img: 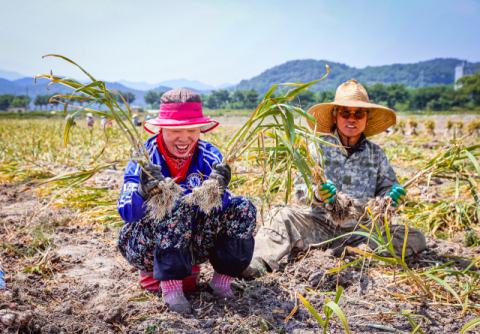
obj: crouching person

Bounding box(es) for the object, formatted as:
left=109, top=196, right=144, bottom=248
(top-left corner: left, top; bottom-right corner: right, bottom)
left=117, top=89, right=256, bottom=314
left=242, top=80, right=426, bottom=278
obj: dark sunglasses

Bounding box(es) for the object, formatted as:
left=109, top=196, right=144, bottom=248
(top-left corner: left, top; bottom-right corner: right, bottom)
left=339, top=110, right=367, bottom=120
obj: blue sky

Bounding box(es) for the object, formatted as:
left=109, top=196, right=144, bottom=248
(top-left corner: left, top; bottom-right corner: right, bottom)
left=1, top=0, right=479, bottom=86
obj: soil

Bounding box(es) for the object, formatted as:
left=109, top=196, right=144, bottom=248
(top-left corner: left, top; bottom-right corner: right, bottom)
left=1, top=180, right=480, bottom=333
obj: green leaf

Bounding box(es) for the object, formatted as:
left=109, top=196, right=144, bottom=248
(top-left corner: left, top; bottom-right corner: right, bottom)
left=462, top=316, right=480, bottom=333
left=129, top=297, right=148, bottom=301
left=325, top=301, right=350, bottom=334
left=296, top=292, right=326, bottom=326
left=326, top=257, right=365, bottom=274
left=425, top=273, right=463, bottom=305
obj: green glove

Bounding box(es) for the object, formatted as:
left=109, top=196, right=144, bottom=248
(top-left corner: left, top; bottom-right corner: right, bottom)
left=387, top=184, right=407, bottom=206
left=315, top=180, right=337, bottom=203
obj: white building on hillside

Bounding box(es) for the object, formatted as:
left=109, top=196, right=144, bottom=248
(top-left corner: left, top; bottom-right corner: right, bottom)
left=455, top=61, right=479, bottom=90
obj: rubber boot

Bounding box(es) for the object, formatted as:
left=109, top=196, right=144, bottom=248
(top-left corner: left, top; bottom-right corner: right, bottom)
left=241, top=257, right=267, bottom=279
left=139, top=265, right=201, bottom=292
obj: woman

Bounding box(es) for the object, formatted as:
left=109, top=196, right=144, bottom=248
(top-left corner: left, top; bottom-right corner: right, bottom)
left=117, top=89, right=256, bottom=314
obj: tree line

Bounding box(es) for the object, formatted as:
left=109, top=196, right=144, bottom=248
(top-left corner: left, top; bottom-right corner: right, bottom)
left=1, top=71, right=478, bottom=112
left=0, top=94, right=31, bottom=110
left=140, top=73, right=479, bottom=112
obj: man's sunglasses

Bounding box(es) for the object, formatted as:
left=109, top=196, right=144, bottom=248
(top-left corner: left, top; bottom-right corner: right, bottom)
left=338, top=110, right=367, bottom=120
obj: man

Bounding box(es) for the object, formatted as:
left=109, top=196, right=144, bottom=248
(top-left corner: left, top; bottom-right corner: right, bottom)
left=243, top=80, right=426, bottom=277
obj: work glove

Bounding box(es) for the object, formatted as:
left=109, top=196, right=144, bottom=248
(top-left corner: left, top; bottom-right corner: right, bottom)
left=209, top=162, right=231, bottom=193
left=138, top=163, right=165, bottom=200
left=315, top=179, right=337, bottom=203
left=387, top=184, right=406, bottom=207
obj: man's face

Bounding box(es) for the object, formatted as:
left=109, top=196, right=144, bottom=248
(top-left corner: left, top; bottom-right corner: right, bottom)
left=335, top=106, right=368, bottom=138
left=162, top=127, right=201, bottom=158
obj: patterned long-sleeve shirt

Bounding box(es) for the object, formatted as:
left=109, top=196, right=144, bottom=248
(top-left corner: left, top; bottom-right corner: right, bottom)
left=295, top=130, right=398, bottom=214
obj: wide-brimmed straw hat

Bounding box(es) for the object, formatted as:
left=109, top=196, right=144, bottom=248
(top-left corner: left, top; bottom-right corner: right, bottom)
left=307, top=80, right=396, bottom=137
left=144, top=88, right=219, bottom=134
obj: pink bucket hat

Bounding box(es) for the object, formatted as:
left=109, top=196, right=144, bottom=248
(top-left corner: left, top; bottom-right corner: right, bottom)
left=144, top=88, right=219, bottom=134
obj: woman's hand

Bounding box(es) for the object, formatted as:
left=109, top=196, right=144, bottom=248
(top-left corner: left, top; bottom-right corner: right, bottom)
left=139, top=163, right=165, bottom=200
left=210, top=162, right=231, bottom=193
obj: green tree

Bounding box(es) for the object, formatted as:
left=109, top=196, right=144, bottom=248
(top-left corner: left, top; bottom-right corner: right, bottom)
left=409, top=85, right=446, bottom=110
left=144, top=91, right=160, bottom=106
left=34, top=95, right=43, bottom=110
left=10, top=95, right=31, bottom=108
left=317, top=90, right=335, bottom=103
left=232, top=90, right=246, bottom=108
left=244, top=89, right=259, bottom=109
left=116, top=90, right=136, bottom=104
left=206, top=94, right=218, bottom=109
left=366, top=83, right=389, bottom=106
left=0, top=94, right=15, bottom=110
left=458, top=70, right=480, bottom=106
left=296, top=90, right=316, bottom=109
left=385, top=83, right=409, bottom=109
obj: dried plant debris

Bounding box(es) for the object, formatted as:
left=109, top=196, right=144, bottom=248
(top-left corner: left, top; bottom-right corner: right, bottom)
left=366, top=196, right=395, bottom=224
left=327, top=192, right=358, bottom=224
left=183, top=178, right=223, bottom=215
left=146, top=178, right=184, bottom=220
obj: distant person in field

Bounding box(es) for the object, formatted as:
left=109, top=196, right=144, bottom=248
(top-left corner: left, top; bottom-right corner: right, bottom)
left=132, top=113, right=142, bottom=126
left=86, top=113, right=94, bottom=128
left=243, top=80, right=426, bottom=278
left=116, top=89, right=256, bottom=314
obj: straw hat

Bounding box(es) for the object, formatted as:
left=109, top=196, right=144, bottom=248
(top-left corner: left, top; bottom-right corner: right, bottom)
left=144, top=88, right=218, bottom=134
left=86, top=113, right=93, bottom=117
left=307, top=80, right=396, bottom=137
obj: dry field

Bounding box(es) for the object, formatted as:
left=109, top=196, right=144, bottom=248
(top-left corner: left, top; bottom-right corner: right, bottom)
left=1, top=117, right=480, bottom=333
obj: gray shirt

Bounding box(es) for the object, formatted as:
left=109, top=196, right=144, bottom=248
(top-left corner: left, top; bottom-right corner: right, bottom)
left=294, top=130, right=398, bottom=223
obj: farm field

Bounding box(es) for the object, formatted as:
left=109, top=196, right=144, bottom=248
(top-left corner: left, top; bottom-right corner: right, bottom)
left=2, top=117, right=480, bottom=333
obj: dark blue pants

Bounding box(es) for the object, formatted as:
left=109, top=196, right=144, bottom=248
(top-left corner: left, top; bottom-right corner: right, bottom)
left=118, top=196, right=256, bottom=281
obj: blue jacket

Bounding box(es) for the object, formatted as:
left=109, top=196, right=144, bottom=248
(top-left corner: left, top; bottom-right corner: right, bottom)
left=117, top=135, right=232, bottom=223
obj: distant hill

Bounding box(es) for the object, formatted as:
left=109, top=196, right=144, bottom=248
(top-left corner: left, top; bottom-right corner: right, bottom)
left=118, top=78, right=234, bottom=92
left=0, top=69, right=24, bottom=81
left=0, top=77, right=172, bottom=108
left=235, top=58, right=480, bottom=93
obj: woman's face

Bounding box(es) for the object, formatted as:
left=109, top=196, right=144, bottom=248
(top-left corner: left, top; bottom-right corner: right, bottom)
left=162, top=127, right=201, bottom=158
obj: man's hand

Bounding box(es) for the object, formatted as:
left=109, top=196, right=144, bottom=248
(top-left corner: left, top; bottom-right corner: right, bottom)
left=315, top=180, right=337, bottom=203
left=139, top=163, right=165, bottom=200
left=387, top=184, right=406, bottom=207
left=210, top=162, right=231, bottom=192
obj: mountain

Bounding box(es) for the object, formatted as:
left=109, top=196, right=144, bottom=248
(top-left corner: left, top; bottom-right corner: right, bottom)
left=0, top=69, right=25, bottom=81
left=235, top=58, right=480, bottom=93
left=157, top=79, right=215, bottom=91
left=0, top=77, right=172, bottom=108
left=118, top=79, right=234, bottom=92
left=216, top=83, right=234, bottom=89
left=117, top=80, right=159, bottom=91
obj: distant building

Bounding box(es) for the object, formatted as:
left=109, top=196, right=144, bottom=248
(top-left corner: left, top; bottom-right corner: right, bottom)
left=131, top=106, right=141, bottom=114
left=455, top=61, right=479, bottom=90
left=8, top=106, right=29, bottom=113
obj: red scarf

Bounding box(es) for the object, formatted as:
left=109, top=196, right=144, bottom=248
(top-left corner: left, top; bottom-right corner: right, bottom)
left=156, top=130, right=197, bottom=183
